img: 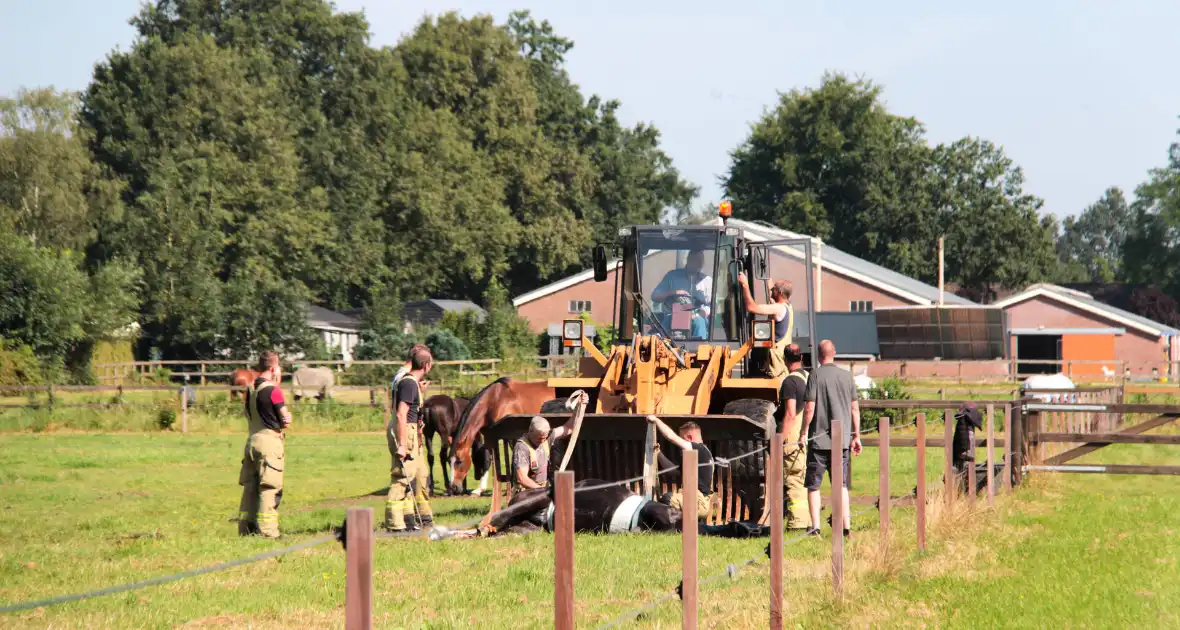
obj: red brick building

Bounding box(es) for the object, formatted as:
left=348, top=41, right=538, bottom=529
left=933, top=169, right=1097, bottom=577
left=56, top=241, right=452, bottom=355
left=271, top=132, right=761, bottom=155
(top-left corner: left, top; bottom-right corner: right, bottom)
left=993, top=284, right=1179, bottom=378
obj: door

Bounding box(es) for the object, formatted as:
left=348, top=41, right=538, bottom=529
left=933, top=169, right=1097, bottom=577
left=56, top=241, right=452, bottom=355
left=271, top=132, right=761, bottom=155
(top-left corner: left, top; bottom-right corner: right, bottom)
left=1061, top=334, right=1116, bottom=378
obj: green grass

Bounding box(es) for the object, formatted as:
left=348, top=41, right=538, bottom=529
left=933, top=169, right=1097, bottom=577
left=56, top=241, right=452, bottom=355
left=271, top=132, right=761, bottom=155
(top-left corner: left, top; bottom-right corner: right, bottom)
left=0, top=418, right=1177, bottom=628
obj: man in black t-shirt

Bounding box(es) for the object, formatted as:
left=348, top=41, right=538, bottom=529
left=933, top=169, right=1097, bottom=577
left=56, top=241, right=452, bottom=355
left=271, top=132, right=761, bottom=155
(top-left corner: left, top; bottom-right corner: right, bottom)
left=775, top=343, right=810, bottom=530
left=648, top=415, right=713, bottom=520
left=384, top=347, right=434, bottom=532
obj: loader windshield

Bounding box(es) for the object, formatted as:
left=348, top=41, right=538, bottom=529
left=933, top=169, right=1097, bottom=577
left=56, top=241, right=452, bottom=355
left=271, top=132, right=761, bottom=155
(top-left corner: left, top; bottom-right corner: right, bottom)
left=635, top=229, right=722, bottom=342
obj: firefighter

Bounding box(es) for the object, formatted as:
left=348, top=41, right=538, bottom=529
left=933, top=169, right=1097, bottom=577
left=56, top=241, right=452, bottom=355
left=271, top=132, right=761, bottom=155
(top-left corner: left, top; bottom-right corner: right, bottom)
left=777, top=343, right=810, bottom=530
left=238, top=351, right=291, bottom=538
left=737, top=272, right=794, bottom=380
left=384, top=346, right=434, bottom=531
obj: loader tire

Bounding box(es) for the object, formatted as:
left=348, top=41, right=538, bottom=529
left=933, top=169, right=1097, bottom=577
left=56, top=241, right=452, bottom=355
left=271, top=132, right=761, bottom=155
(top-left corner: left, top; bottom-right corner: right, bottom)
left=721, top=398, right=776, bottom=481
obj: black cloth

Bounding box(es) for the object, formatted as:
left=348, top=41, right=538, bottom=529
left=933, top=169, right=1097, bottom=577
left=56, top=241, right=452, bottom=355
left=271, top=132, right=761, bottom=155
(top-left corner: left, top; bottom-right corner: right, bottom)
left=775, top=371, right=807, bottom=435
left=953, top=403, right=983, bottom=464
left=394, top=377, right=422, bottom=425
left=804, top=448, right=851, bottom=491
left=665, top=441, right=714, bottom=496
left=248, top=378, right=286, bottom=432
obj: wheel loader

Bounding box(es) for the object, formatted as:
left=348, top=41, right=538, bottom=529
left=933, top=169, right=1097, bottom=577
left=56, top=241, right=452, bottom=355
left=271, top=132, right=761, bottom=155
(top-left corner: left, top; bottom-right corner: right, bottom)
left=484, top=202, right=820, bottom=524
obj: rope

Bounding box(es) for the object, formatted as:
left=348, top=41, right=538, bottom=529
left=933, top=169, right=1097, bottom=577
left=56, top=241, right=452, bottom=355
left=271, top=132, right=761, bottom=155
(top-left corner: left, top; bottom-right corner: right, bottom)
left=0, top=534, right=336, bottom=615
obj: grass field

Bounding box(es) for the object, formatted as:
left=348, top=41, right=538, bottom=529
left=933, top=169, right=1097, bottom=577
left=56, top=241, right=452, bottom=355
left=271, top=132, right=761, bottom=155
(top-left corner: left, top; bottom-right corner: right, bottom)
left=1, top=407, right=1177, bottom=629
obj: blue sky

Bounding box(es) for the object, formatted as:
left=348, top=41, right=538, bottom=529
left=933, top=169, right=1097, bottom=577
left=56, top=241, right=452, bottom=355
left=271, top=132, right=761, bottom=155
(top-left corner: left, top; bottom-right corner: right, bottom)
left=3, top=0, right=1178, bottom=220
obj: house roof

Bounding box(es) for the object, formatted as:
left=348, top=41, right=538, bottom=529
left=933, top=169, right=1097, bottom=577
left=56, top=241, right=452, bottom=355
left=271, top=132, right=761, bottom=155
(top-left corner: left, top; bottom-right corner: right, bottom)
left=306, top=305, right=362, bottom=332
left=992, top=283, right=1179, bottom=337
left=413, top=299, right=486, bottom=315
left=714, top=218, right=976, bottom=306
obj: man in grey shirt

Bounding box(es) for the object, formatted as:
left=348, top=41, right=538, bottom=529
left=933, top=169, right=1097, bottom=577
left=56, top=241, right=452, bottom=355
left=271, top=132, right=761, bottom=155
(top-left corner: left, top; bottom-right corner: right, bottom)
left=800, top=339, right=862, bottom=537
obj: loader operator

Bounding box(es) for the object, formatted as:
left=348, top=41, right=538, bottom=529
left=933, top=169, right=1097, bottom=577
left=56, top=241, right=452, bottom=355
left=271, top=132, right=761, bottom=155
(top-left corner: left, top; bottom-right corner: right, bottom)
left=737, top=271, right=794, bottom=380
left=238, top=351, right=291, bottom=538
left=384, top=346, right=434, bottom=532
left=651, top=249, right=712, bottom=339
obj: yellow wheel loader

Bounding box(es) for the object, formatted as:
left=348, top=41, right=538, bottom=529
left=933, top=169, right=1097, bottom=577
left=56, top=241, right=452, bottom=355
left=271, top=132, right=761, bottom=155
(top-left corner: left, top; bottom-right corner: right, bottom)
left=484, top=203, right=820, bottom=524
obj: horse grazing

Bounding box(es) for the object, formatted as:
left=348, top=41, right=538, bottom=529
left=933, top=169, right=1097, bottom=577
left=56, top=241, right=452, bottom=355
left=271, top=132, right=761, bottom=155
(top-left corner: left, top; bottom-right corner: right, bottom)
left=229, top=368, right=259, bottom=400
left=448, top=377, right=557, bottom=495
left=421, top=394, right=473, bottom=495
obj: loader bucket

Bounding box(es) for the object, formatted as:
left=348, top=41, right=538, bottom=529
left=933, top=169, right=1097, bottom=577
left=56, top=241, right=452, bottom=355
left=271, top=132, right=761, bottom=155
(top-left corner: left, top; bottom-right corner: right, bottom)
left=481, top=413, right=773, bottom=526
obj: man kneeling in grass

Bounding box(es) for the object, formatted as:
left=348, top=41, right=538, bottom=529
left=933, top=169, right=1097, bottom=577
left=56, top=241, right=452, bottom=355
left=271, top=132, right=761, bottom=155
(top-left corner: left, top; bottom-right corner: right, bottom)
left=648, top=415, right=713, bottom=520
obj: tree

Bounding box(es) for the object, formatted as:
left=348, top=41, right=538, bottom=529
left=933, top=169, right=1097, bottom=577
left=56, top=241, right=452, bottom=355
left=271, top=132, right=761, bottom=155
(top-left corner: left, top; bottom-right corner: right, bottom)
left=1056, top=187, right=1132, bottom=283
left=1123, top=126, right=1180, bottom=298
left=927, top=138, right=1058, bottom=303
left=425, top=329, right=471, bottom=361
left=723, top=73, right=932, bottom=260
left=723, top=74, right=1058, bottom=302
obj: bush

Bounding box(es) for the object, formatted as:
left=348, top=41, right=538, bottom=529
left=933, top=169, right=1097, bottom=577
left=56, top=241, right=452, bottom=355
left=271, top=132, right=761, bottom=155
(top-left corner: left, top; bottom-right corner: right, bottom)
left=859, top=376, right=910, bottom=432
left=425, top=329, right=471, bottom=361
left=156, top=407, right=177, bottom=430
left=0, top=338, right=44, bottom=394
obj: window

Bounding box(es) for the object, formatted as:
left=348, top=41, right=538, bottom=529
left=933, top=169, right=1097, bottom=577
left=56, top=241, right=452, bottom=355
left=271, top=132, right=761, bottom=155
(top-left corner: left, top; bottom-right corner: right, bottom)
left=850, top=300, right=873, bottom=313
left=568, top=300, right=592, bottom=313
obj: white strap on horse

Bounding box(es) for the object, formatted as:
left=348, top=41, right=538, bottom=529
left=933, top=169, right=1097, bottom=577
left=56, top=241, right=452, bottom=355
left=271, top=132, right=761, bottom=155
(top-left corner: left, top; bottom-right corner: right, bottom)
left=556, top=390, right=588, bottom=473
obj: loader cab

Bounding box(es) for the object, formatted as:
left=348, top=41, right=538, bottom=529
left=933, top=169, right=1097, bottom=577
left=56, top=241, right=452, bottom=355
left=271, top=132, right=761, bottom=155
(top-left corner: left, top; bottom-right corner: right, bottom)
left=597, top=223, right=751, bottom=354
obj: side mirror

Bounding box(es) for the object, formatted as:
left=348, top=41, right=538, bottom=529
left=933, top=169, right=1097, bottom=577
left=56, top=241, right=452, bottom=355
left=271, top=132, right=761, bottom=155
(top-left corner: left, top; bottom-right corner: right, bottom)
left=592, top=245, right=608, bottom=282
left=752, top=245, right=770, bottom=280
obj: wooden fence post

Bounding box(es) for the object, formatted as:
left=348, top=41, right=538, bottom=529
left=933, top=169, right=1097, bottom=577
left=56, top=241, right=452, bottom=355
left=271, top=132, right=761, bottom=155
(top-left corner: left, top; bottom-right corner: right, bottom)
left=1003, top=405, right=1013, bottom=492
left=769, top=434, right=783, bottom=630
left=681, top=447, right=698, bottom=630
left=943, top=410, right=954, bottom=505
left=879, top=417, right=890, bottom=546
left=554, top=471, right=575, bottom=630
left=831, top=420, right=845, bottom=596
left=345, top=506, right=373, bottom=630
left=200, top=363, right=207, bottom=387
left=916, top=413, right=927, bottom=552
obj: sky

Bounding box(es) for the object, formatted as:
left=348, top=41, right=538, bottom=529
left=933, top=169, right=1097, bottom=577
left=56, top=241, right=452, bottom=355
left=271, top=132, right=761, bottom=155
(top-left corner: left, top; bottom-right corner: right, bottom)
left=3, top=0, right=1179, bottom=220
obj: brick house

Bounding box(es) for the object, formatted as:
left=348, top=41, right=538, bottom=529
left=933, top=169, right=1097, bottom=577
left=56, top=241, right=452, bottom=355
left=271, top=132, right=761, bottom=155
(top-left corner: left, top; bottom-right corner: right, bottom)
left=993, top=284, right=1179, bottom=378
left=513, top=218, right=973, bottom=340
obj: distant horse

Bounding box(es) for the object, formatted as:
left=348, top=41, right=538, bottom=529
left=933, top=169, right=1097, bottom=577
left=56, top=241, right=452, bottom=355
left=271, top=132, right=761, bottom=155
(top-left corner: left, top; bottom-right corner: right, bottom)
left=229, top=368, right=259, bottom=400
left=421, top=395, right=471, bottom=495
left=448, top=377, right=557, bottom=495
left=292, top=366, right=334, bottom=401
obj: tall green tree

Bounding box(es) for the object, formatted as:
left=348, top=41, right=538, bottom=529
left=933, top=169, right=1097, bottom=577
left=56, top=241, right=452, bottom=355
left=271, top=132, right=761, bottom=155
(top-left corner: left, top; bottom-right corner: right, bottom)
left=927, top=138, right=1058, bottom=302
left=724, top=74, right=1057, bottom=302
left=83, top=32, right=325, bottom=358
left=1123, top=128, right=1180, bottom=297
left=1056, top=187, right=1132, bottom=283
left=0, top=88, right=119, bottom=251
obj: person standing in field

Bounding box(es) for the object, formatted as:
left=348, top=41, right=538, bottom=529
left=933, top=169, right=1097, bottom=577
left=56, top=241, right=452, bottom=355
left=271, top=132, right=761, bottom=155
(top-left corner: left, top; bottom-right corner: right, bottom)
left=390, top=343, right=430, bottom=406
left=238, top=351, right=291, bottom=538
left=384, top=346, right=434, bottom=531
left=737, top=271, right=794, bottom=380
left=800, top=340, right=862, bottom=538
left=776, top=343, right=810, bottom=530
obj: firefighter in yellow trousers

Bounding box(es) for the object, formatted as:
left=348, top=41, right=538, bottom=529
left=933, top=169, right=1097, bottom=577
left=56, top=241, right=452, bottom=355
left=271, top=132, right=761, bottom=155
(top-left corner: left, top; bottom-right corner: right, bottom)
left=777, top=344, right=810, bottom=530
left=385, top=347, right=434, bottom=531
left=238, top=351, right=291, bottom=538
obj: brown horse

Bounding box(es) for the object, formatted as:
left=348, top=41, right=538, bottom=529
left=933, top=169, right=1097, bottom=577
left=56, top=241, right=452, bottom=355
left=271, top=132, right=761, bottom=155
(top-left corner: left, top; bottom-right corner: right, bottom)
left=229, top=368, right=259, bottom=400
left=421, top=394, right=470, bottom=495
left=448, top=377, right=556, bottom=495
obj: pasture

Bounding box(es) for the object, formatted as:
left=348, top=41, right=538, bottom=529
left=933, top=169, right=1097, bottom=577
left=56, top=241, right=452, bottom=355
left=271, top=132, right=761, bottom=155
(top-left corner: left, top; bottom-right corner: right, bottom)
left=1, top=407, right=1177, bottom=628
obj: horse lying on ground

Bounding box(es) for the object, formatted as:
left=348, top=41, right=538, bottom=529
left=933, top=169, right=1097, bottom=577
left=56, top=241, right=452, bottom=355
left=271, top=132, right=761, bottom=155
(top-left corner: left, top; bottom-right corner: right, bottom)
left=443, top=481, right=774, bottom=539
